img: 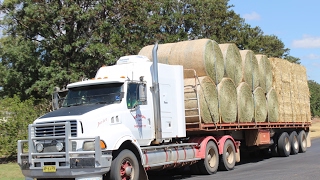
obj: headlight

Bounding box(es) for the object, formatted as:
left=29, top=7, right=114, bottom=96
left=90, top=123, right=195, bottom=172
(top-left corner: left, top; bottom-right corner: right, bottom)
left=56, top=142, right=64, bottom=151
left=36, top=143, right=44, bottom=153
left=83, top=140, right=107, bottom=151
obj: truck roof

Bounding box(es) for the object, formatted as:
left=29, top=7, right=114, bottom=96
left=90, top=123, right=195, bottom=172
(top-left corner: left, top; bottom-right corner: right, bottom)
left=67, top=78, right=125, bottom=89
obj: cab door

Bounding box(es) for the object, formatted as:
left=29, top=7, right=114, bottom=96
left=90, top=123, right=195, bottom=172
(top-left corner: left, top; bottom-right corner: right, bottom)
left=126, top=82, right=153, bottom=145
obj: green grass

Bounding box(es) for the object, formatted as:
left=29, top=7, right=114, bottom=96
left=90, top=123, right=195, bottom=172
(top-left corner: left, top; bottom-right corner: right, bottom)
left=0, top=163, right=24, bottom=180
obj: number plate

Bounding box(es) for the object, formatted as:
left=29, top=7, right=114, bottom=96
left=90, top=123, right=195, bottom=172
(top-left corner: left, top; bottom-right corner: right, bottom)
left=43, top=165, right=56, bottom=172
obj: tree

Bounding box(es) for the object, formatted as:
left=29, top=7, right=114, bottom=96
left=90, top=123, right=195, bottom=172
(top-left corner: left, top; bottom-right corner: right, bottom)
left=308, top=80, right=320, bottom=117
left=0, top=0, right=301, bottom=99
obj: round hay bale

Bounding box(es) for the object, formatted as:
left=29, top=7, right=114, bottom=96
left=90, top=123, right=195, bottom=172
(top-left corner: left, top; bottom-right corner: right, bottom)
left=184, top=77, right=219, bottom=123
left=138, top=43, right=176, bottom=64
left=169, top=39, right=224, bottom=84
left=266, top=88, right=279, bottom=122
left=237, top=82, right=254, bottom=122
left=256, top=54, right=272, bottom=93
left=219, top=43, right=243, bottom=86
left=217, top=78, right=237, bottom=123
left=253, top=87, right=267, bottom=122
left=240, top=50, right=260, bottom=91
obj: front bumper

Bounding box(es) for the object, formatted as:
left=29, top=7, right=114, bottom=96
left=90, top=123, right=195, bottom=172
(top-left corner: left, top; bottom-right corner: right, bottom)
left=17, top=122, right=112, bottom=179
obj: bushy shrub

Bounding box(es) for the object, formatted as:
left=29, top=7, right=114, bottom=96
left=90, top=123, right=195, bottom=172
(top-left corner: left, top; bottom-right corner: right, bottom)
left=0, top=96, right=49, bottom=157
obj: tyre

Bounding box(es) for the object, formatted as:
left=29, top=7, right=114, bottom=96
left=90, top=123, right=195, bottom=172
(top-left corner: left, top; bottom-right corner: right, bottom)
left=277, top=132, right=291, bottom=157
left=298, top=130, right=307, bottom=153
left=289, top=131, right=299, bottom=155
left=110, top=149, right=140, bottom=180
left=197, top=141, right=219, bottom=175
left=219, top=139, right=236, bottom=171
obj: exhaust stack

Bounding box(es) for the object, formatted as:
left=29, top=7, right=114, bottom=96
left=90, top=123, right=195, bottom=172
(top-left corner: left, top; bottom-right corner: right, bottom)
left=151, top=42, right=162, bottom=144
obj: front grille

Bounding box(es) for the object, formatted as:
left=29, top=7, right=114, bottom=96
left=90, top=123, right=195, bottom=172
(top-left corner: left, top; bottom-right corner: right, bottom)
left=35, top=120, right=77, bottom=137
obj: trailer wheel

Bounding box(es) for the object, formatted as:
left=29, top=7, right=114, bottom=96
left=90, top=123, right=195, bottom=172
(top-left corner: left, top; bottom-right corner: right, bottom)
left=110, top=149, right=139, bottom=180
left=289, top=131, right=299, bottom=155
left=219, top=139, right=236, bottom=171
left=298, top=130, right=307, bottom=153
left=277, top=132, right=291, bottom=157
left=197, top=141, right=219, bottom=174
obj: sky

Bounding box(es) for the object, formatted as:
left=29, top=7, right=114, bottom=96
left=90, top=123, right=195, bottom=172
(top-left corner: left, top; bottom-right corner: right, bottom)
left=229, top=0, right=320, bottom=83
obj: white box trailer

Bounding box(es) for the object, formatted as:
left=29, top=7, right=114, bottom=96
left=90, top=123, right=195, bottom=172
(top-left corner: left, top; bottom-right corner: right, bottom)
left=18, top=44, right=311, bottom=180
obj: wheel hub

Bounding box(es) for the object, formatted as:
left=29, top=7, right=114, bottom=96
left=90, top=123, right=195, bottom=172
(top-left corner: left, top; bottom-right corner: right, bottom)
left=120, top=160, right=133, bottom=179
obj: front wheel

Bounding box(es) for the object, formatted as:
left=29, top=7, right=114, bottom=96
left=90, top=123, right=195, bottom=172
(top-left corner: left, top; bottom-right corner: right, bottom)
left=110, top=149, right=140, bottom=180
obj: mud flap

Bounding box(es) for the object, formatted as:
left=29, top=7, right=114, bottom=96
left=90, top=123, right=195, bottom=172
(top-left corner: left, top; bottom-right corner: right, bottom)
left=306, top=131, right=311, bottom=148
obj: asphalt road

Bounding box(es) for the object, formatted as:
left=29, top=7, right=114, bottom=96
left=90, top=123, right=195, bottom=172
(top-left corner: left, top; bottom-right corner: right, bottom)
left=148, top=138, right=320, bottom=180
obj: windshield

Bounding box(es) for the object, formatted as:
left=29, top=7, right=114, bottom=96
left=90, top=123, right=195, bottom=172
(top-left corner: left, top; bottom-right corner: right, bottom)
left=62, top=83, right=123, bottom=107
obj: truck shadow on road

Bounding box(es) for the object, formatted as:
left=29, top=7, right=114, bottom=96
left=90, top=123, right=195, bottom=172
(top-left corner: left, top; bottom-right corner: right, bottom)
left=147, top=150, right=274, bottom=180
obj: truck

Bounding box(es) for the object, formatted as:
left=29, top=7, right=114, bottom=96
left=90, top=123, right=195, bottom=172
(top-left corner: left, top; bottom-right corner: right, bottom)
left=17, top=43, right=311, bottom=180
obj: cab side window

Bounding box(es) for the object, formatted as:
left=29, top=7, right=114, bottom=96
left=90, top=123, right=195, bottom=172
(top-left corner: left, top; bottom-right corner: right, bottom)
left=127, top=83, right=139, bottom=109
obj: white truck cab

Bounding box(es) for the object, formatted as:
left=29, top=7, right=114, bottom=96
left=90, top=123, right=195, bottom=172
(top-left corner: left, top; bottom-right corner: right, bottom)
left=18, top=49, right=193, bottom=180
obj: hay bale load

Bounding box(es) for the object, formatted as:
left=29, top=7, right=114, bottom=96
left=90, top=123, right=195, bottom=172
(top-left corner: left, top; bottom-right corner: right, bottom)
left=138, top=43, right=176, bottom=64
left=184, top=76, right=219, bottom=123
left=217, top=78, right=237, bottom=123
left=240, top=50, right=260, bottom=91
left=219, top=43, right=243, bottom=86
left=253, top=87, right=267, bottom=122
left=139, top=39, right=311, bottom=125
left=256, top=54, right=272, bottom=93
left=237, top=82, right=254, bottom=122
left=270, top=58, right=293, bottom=122
left=270, top=58, right=311, bottom=123
left=290, top=63, right=311, bottom=123
left=266, top=88, right=279, bottom=122
left=169, top=39, right=224, bottom=83
left=139, top=39, right=224, bottom=83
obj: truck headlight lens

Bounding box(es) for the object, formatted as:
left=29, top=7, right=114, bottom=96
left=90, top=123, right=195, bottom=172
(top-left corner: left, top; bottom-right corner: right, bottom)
left=83, top=141, right=94, bottom=151
left=83, top=140, right=107, bottom=151
left=56, top=142, right=64, bottom=151
left=36, top=143, right=44, bottom=153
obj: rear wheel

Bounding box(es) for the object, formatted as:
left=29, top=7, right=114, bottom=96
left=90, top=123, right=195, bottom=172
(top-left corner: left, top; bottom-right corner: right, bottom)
left=298, top=130, right=307, bottom=153
left=197, top=141, right=219, bottom=174
left=278, top=132, right=291, bottom=157
left=289, top=131, right=299, bottom=155
left=110, top=149, right=139, bottom=180
left=219, top=139, right=236, bottom=171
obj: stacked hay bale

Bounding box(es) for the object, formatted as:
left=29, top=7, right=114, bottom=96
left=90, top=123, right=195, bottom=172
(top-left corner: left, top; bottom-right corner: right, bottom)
left=184, top=77, right=219, bottom=123
left=219, top=44, right=243, bottom=86
left=270, top=58, right=311, bottom=123
left=139, top=39, right=310, bottom=125
left=290, top=62, right=311, bottom=123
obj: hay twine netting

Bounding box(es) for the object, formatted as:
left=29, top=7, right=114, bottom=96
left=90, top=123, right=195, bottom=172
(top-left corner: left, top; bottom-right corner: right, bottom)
left=253, top=87, right=267, bottom=122
left=237, top=82, right=254, bottom=122
left=217, top=78, right=237, bottom=123
left=184, top=76, right=219, bottom=123
left=266, top=88, right=279, bottom=122
left=240, top=50, right=260, bottom=91
left=256, top=54, right=272, bottom=93
left=138, top=43, right=176, bottom=64
left=219, top=43, right=243, bottom=86
left=169, top=39, right=224, bottom=83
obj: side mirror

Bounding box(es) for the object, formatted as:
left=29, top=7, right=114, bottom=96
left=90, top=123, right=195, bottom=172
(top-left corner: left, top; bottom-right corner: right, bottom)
left=52, top=87, right=60, bottom=110
left=138, top=84, right=147, bottom=102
